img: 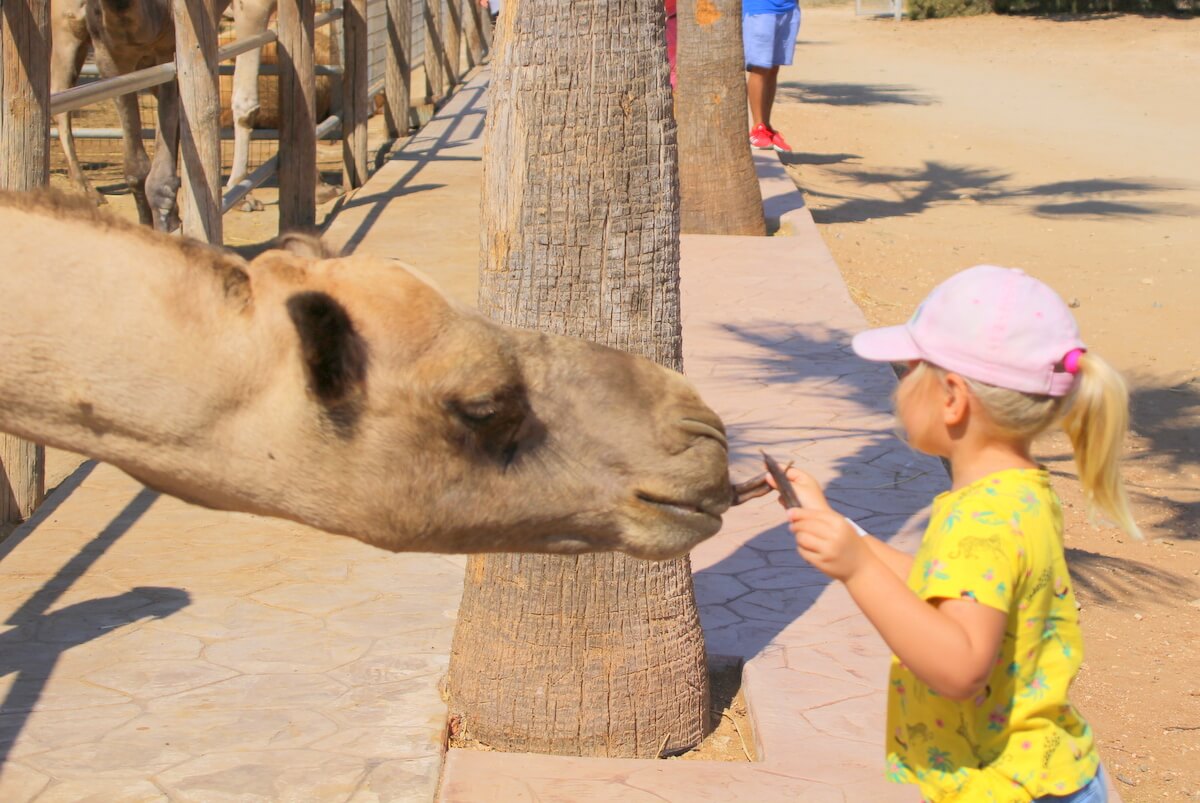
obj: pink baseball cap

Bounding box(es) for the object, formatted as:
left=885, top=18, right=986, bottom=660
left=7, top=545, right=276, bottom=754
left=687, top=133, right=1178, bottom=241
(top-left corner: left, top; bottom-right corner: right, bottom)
left=851, top=265, right=1086, bottom=397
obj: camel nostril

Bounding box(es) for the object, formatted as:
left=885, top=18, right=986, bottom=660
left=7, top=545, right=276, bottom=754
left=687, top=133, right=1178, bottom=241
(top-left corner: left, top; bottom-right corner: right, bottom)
left=679, top=417, right=727, bottom=450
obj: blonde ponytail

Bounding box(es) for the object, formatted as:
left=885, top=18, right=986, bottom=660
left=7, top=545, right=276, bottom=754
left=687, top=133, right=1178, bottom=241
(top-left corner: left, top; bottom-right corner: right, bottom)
left=935, top=353, right=1142, bottom=540
left=1060, top=353, right=1142, bottom=540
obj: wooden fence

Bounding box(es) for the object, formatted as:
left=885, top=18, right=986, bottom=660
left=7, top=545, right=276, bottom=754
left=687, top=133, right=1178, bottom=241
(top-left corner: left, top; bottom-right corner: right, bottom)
left=0, top=0, right=490, bottom=530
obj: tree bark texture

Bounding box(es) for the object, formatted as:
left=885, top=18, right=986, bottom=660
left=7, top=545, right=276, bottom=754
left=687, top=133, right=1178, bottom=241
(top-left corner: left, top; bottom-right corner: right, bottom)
left=448, top=0, right=710, bottom=758
left=1, top=0, right=49, bottom=526
left=675, top=0, right=765, bottom=235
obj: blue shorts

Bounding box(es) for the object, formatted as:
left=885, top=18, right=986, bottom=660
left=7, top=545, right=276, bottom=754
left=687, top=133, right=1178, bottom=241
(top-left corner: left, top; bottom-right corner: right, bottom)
left=1033, top=767, right=1109, bottom=803
left=743, top=7, right=801, bottom=69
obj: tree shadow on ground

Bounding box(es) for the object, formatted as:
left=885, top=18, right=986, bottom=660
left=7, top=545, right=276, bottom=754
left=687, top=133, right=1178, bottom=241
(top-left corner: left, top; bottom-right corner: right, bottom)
left=1126, top=375, right=1200, bottom=539
left=778, top=151, right=860, bottom=168
left=1039, top=374, right=1200, bottom=542
left=776, top=81, right=937, bottom=107
left=799, top=161, right=1194, bottom=225
left=691, top=320, right=944, bottom=661
left=1064, top=547, right=1192, bottom=605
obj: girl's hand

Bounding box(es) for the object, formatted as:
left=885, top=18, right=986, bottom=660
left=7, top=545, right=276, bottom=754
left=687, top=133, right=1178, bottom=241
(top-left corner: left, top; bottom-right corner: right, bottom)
left=771, top=468, right=868, bottom=582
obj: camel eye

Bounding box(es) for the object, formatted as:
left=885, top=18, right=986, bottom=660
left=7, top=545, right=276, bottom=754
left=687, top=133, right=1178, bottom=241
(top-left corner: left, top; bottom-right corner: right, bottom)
left=447, top=386, right=531, bottom=464
left=455, top=397, right=498, bottom=424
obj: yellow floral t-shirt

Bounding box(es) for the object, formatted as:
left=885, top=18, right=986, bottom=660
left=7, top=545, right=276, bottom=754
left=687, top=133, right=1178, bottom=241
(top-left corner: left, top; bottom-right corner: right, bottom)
left=885, top=468, right=1100, bottom=802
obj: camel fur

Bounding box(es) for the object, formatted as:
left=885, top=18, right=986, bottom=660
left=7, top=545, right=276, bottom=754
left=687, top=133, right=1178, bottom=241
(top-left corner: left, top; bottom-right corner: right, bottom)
left=0, top=189, right=734, bottom=559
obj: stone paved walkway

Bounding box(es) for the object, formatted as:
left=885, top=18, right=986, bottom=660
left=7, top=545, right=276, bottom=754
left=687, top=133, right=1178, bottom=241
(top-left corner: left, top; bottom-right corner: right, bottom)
left=0, top=66, right=1121, bottom=802
left=0, top=457, right=461, bottom=801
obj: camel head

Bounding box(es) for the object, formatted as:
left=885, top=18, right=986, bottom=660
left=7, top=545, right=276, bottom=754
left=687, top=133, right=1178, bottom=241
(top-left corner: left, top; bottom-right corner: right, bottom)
left=0, top=191, right=750, bottom=562
left=243, top=242, right=734, bottom=560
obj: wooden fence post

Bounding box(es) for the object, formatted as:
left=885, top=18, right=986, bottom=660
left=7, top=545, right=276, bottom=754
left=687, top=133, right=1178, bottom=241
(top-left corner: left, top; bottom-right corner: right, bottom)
left=1, top=0, right=49, bottom=528
left=481, top=0, right=493, bottom=53
left=384, top=0, right=412, bottom=138
left=343, top=0, right=369, bottom=189
left=424, top=0, right=445, bottom=102
left=444, top=0, right=461, bottom=89
left=464, top=0, right=484, bottom=68
left=278, top=0, right=317, bottom=231
left=174, top=0, right=223, bottom=243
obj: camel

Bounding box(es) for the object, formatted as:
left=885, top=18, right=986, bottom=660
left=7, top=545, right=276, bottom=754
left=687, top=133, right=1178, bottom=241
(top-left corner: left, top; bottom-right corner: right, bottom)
left=51, top=0, right=291, bottom=225
left=220, top=1, right=344, bottom=212
left=222, top=0, right=278, bottom=213
left=50, top=0, right=191, bottom=230
left=0, top=188, right=743, bottom=559
left=50, top=0, right=99, bottom=203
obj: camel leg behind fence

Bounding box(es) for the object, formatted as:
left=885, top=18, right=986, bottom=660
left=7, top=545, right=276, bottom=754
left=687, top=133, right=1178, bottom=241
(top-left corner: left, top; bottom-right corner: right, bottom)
left=0, top=0, right=50, bottom=529
left=50, top=3, right=104, bottom=204
left=225, top=0, right=278, bottom=212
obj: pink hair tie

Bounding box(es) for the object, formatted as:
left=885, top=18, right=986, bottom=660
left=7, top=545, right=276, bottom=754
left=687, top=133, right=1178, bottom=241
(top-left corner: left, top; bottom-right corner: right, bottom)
left=1062, top=348, right=1085, bottom=375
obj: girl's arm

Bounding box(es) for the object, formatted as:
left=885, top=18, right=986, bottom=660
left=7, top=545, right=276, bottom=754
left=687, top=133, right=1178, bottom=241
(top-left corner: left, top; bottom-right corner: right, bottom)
left=780, top=468, right=1003, bottom=700
left=839, top=551, right=1006, bottom=700
left=860, top=535, right=914, bottom=580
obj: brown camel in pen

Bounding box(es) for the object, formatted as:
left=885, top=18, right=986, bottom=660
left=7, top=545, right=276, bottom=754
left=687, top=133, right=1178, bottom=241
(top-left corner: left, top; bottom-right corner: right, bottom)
left=50, top=0, right=318, bottom=227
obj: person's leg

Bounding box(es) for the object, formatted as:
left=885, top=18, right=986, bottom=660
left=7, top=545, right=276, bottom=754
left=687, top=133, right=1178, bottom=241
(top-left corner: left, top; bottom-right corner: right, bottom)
left=747, top=66, right=772, bottom=129
left=745, top=10, right=777, bottom=139
left=762, top=5, right=801, bottom=152
left=761, top=65, right=780, bottom=130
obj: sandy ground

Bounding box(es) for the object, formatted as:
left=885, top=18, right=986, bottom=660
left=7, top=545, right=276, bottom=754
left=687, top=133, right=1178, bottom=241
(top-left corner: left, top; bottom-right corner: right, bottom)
left=771, top=7, right=1200, bottom=799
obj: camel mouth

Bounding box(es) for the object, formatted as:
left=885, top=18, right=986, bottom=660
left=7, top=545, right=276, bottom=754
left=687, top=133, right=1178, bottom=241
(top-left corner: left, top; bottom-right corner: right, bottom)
left=635, top=493, right=723, bottom=527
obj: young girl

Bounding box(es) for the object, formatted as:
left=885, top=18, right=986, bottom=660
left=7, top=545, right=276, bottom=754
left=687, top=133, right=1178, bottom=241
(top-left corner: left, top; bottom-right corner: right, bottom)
left=774, top=265, right=1136, bottom=802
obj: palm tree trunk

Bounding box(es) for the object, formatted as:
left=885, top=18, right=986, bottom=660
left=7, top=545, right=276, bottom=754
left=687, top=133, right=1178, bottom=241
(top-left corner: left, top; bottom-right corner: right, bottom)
left=447, top=0, right=711, bottom=757
left=676, top=0, right=765, bottom=235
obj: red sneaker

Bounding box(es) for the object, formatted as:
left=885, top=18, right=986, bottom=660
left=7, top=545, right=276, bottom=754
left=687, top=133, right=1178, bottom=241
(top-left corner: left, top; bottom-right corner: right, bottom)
left=769, top=127, right=792, bottom=153
left=749, top=123, right=774, bottom=150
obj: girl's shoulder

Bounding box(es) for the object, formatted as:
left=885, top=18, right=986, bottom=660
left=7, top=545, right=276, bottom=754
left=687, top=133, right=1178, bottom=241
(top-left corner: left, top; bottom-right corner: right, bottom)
left=937, top=468, right=1054, bottom=511
left=931, top=468, right=1059, bottom=542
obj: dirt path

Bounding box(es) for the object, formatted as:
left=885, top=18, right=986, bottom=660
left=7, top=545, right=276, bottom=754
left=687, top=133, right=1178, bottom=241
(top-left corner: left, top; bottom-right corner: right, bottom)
left=773, top=7, right=1199, bottom=799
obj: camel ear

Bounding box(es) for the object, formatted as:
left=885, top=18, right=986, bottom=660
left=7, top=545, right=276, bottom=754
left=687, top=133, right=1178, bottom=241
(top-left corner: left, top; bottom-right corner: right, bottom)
left=286, top=292, right=368, bottom=404
left=273, top=232, right=341, bottom=260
